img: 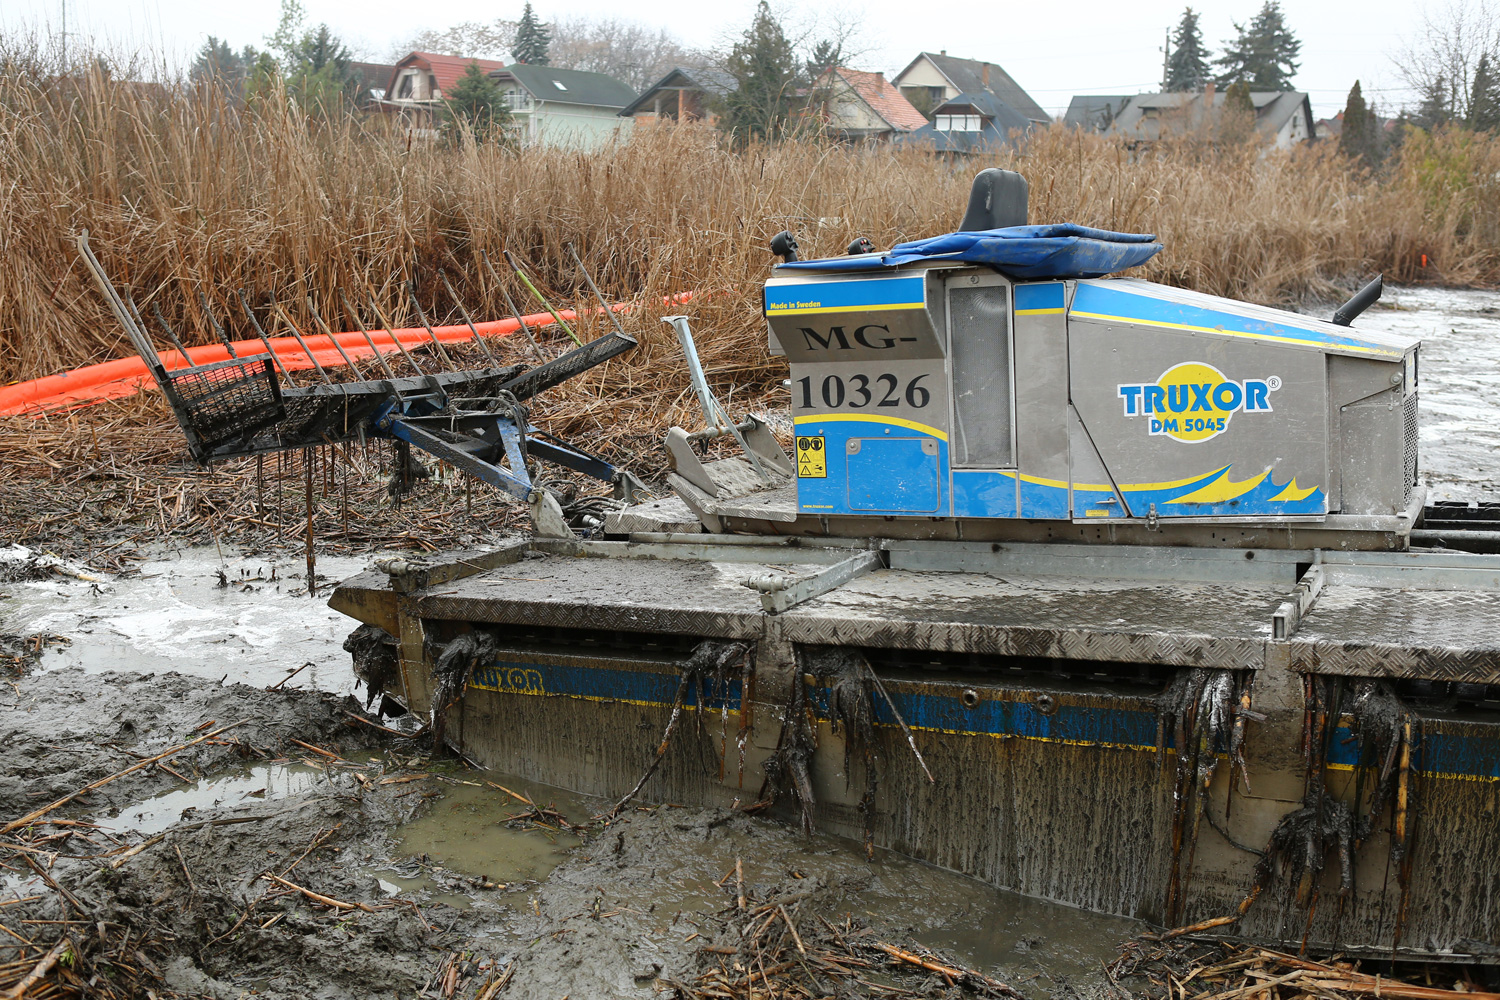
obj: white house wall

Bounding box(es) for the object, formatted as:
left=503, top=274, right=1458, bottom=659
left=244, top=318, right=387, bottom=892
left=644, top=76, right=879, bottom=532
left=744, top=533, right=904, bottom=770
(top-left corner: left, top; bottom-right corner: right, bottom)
left=893, top=58, right=956, bottom=100
left=532, top=103, right=633, bottom=150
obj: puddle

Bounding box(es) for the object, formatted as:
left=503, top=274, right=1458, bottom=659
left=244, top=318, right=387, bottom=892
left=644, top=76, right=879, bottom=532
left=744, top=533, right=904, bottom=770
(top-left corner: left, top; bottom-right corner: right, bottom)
left=102, top=763, right=327, bottom=835
left=1, top=547, right=385, bottom=694
left=386, top=772, right=585, bottom=908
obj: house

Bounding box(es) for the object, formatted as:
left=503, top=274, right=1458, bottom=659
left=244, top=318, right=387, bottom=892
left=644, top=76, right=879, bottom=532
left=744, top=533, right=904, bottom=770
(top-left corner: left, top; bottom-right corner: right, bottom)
left=1064, top=95, right=1132, bottom=132
left=899, top=90, right=1037, bottom=154
left=348, top=61, right=396, bottom=110
left=892, top=50, right=1049, bottom=126
left=617, top=66, right=737, bottom=126
left=383, top=52, right=508, bottom=115
left=805, top=67, right=929, bottom=141
left=487, top=64, right=637, bottom=148
left=1097, top=87, right=1317, bottom=148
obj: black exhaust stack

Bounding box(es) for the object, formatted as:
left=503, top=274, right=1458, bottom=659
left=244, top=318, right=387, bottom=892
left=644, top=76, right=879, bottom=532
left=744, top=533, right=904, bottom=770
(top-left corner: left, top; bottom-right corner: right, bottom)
left=1331, top=275, right=1383, bottom=327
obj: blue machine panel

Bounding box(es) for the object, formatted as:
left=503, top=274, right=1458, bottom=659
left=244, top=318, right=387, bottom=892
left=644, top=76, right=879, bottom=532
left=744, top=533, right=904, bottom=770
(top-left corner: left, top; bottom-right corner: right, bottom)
left=952, top=470, right=1020, bottom=517
left=847, top=437, right=941, bottom=512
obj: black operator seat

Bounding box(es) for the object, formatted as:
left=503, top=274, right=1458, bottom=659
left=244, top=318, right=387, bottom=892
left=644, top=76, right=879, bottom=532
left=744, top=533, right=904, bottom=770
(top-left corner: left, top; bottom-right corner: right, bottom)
left=958, top=168, right=1029, bottom=232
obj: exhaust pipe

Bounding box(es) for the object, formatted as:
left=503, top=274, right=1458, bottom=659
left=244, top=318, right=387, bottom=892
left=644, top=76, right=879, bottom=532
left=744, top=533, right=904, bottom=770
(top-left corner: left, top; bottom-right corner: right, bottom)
left=1331, top=275, right=1383, bottom=327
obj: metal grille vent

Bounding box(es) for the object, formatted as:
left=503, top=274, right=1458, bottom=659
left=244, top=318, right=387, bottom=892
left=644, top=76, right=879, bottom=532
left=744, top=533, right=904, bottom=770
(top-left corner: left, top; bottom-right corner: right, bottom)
left=1402, top=391, right=1419, bottom=505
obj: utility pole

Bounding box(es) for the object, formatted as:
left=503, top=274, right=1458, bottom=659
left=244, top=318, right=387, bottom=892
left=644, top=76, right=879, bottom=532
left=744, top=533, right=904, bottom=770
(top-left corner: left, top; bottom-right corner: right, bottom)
left=60, top=0, right=68, bottom=74
left=1161, top=28, right=1170, bottom=92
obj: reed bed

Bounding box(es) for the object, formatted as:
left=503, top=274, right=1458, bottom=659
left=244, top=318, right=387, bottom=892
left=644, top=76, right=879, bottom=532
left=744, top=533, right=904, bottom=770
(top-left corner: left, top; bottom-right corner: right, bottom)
left=3, top=59, right=1500, bottom=558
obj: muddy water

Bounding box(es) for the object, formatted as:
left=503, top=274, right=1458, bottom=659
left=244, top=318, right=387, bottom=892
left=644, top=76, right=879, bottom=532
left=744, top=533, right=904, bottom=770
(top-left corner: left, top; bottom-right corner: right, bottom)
left=4, top=547, right=373, bottom=693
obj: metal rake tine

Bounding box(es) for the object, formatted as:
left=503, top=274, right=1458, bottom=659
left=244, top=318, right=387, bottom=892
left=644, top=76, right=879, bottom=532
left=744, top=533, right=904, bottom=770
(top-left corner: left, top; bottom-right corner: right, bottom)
left=502, top=248, right=582, bottom=347
left=406, top=279, right=457, bottom=370
left=197, top=290, right=238, bottom=358
left=439, top=269, right=500, bottom=366
left=566, top=242, right=629, bottom=340
left=341, top=288, right=424, bottom=377
left=270, top=300, right=335, bottom=386
left=235, top=288, right=293, bottom=381
left=332, top=289, right=400, bottom=383
left=149, top=301, right=193, bottom=361
left=361, top=291, right=428, bottom=378
left=304, top=296, right=367, bottom=380
left=481, top=249, right=542, bottom=359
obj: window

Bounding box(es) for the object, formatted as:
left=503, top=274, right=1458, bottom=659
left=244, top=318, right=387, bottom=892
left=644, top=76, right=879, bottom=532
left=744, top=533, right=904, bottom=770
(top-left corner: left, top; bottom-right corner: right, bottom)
left=552, top=80, right=568, bottom=91
left=947, top=283, right=1013, bottom=468
left=935, top=114, right=983, bottom=132
left=395, top=72, right=415, bottom=99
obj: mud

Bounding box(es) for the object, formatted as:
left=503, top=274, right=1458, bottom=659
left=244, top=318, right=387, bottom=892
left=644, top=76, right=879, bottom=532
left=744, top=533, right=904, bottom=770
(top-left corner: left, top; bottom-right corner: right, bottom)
left=0, top=657, right=1142, bottom=999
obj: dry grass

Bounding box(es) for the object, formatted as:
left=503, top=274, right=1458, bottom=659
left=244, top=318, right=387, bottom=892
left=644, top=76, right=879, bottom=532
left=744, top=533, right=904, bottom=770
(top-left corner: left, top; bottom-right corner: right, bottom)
left=2, top=58, right=1500, bottom=558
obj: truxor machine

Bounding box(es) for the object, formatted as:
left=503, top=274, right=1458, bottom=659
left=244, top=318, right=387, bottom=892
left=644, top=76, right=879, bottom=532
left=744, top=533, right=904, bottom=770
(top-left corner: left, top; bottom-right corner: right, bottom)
left=194, top=170, right=1492, bottom=959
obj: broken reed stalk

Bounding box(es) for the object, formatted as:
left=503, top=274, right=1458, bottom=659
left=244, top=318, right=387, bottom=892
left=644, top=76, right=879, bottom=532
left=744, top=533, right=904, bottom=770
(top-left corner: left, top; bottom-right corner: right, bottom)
left=1, top=935, right=70, bottom=1000
left=0, top=721, right=246, bottom=834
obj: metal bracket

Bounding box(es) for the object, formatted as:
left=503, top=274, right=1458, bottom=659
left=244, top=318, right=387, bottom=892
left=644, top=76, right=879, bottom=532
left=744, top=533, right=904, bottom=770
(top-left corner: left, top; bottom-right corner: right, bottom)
left=743, top=549, right=885, bottom=614
left=1272, top=559, right=1325, bottom=639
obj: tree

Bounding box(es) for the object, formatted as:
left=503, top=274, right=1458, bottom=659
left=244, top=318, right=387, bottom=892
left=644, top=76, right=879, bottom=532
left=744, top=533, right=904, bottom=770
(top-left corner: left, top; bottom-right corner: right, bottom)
left=1393, top=0, right=1499, bottom=124
left=443, top=61, right=513, bottom=141
left=512, top=3, right=551, bottom=66
left=1217, top=79, right=1258, bottom=144
left=722, top=1, right=798, bottom=142
left=1339, top=80, right=1383, bottom=167
left=806, top=39, right=841, bottom=82
left=1415, top=73, right=1452, bottom=129
left=548, top=16, right=707, bottom=93
left=1216, top=1, right=1301, bottom=91
left=1165, top=8, right=1211, bottom=92
left=1469, top=52, right=1500, bottom=130
left=262, top=0, right=357, bottom=109
left=190, top=36, right=258, bottom=89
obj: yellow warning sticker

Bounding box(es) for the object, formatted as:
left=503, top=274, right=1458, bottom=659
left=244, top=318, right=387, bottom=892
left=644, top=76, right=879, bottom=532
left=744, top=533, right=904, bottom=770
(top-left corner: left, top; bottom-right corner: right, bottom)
left=795, top=435, right=826, bottom=478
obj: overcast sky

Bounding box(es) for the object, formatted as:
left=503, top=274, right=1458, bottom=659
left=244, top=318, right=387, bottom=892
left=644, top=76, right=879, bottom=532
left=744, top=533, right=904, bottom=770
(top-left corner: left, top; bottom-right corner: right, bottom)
left=2, top=0, right=1427, bottom=119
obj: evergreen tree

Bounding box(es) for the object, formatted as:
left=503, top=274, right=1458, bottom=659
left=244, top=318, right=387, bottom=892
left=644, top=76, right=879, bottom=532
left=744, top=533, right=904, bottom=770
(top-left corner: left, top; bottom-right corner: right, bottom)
left=191, top=37, right=247, bottom=84
left=722, top=1, right=798, bottom=142
left=1165, top=8, right=1211, bottom=92
left=1415, top=74, right=1451, bottom=130
left=1338, top=80, right=1383, bottom=168
left=443, top=61, right=513, bottom=141
left=1216, top=79, right=1257, bottom=144
left=1469, top=54, right=1500, bottom=132
left=806, top=39, right=840, bottom=82
left=1216, top=1, right=1301, bottom=91
left=512, top=3, right=551, bottom=66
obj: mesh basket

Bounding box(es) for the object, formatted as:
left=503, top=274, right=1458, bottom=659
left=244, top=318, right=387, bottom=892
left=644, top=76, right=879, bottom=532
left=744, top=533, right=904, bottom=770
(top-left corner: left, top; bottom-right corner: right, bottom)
left=165, top=354, right=285, bottom=453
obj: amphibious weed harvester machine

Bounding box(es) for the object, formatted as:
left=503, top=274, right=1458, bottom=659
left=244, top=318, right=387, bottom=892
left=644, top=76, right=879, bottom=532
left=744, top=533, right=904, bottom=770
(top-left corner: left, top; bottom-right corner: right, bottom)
left=106, top=172, right=1500, bottom=959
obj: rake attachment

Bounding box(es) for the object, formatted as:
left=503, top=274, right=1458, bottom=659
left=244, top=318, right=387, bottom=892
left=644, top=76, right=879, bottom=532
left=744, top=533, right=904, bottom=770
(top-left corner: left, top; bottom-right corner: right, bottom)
left=76, top=230, right=645, bottom=538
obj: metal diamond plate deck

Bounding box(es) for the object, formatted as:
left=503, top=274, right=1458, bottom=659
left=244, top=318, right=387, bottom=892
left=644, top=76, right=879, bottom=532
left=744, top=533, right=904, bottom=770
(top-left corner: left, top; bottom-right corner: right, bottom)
left=779, top=569, right=1284, bottom=668
left=1290, top=585, right=1500, bottom=683
left=417, top=550, right=792, bottom=639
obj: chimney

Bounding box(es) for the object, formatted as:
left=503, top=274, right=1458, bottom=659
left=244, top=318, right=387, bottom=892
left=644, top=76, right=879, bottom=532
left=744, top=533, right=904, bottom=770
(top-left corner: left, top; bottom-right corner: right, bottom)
left=982, top=63, right=990, bottom=89
left=875, top=71, right=884, bottom=81
left=940, top=49, right=947, bottom=56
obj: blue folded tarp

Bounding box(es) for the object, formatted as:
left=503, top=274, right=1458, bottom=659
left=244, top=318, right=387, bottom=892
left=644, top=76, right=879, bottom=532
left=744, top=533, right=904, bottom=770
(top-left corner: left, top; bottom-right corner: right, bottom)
left=775, top=224, right=1163, bottom=279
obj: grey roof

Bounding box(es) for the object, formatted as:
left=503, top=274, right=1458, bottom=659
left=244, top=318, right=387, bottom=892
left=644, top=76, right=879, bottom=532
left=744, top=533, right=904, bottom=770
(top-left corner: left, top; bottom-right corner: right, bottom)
left=617, top=66, right=737, bottom=117
left=897, top=52, right=1048, bottom=123
left=489, top=64, right=637, bottom=109
left=1104, top=90, right=1315, bottom=142
left=1064, top=95, right=1132, bottom=131
left=897, top=90, right=1033, bottom=154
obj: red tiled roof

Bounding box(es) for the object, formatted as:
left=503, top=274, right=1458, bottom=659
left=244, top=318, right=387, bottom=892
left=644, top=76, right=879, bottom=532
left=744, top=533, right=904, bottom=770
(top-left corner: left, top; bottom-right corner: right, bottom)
left=838, top=68, right=928, bottom=131
left=392, top=52, right=507, bottom=99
